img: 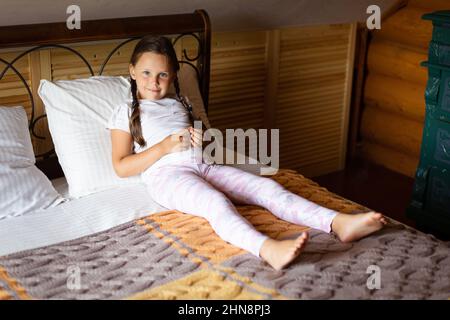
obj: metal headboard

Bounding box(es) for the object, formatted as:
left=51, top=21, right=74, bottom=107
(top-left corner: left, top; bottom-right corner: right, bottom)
left=0, top=10, right=211, bottom=178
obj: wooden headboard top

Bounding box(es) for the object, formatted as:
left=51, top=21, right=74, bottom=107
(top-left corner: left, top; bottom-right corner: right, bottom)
left=0, top=11, right=209, bottom=49
left=0, top=10, right=211, bottom=179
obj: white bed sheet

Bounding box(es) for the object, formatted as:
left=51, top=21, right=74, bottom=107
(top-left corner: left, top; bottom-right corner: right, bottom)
left=0, top=161, right=272, bottom=257
left=0, top=179, right=167, bottom=256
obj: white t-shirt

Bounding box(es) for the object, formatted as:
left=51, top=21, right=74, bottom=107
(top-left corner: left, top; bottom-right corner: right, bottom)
left=106, top=97, right=199, bottom=177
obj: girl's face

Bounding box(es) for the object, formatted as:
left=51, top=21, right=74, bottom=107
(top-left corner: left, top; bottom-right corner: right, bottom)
left=129, top=52, right=174, bottom=101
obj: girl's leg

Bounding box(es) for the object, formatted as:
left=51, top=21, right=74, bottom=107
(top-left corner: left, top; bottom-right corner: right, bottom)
left=198, top=164, right=338, bottom=233
left=144, top=164, right=269, bottom=257
left=199, top=164, right=387, bottom=241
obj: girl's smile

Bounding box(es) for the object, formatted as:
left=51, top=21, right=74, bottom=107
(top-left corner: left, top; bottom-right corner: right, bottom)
left=129, top=52, right=174, bottom=101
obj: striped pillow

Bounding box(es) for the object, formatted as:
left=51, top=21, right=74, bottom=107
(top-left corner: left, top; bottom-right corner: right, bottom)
left=0, top=106, right=63, bottom=219
left=38, top=76, right=142, bottom=198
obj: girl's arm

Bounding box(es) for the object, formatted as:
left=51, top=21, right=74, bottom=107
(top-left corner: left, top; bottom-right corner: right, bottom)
left=110, top=128, right=190, bottom=177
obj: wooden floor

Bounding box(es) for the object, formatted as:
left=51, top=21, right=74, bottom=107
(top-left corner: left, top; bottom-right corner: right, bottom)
left=313, top=158, right=417, bottom=228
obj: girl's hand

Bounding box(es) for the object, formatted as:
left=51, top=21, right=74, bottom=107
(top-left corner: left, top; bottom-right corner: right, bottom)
left=188, top=126, right=203, bottom=149
left=161, top=128, right=191, bottom=154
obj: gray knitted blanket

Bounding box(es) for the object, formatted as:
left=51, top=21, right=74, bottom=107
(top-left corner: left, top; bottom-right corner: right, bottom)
left=1, top=169, right=449, bottom=299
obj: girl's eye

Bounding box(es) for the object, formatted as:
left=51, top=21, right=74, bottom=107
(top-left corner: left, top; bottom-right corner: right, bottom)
left=143, top=71, right=150, bottom=76
left=159, top=72, right=169, bottom=79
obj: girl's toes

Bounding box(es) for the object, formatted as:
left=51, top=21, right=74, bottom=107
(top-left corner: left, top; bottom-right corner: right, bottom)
left=371, top=213, right=382, bottom=222
left=296, top=233, right=307, bottom=244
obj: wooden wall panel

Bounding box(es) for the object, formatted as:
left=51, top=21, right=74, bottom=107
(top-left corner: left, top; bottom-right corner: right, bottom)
left=0, top=51, right=31, bottom=113
left=361, top=106, right=423, bottom=157
left=374, top=6, right=432, bottom=51
left=367, top=39, right=428, bottom=84
left=50, top=40, right=138, bottom=80
left=361, top=140, right=419, bottom=177
left=364, top=73, right=426, bottom=121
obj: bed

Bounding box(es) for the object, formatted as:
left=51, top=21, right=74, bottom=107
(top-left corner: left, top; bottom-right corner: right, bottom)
left=0, top=10, right=449, bottom=300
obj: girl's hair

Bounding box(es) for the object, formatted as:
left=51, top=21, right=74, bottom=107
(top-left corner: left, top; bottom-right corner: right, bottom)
left=129, top=35, right=194, bottom=148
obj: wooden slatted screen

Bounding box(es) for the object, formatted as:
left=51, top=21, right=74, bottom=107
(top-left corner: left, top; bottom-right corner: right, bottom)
left=275, top=24, right=356, bottom=176
left=206, top=31, right=267, bottom=163
left=208, top=31, right=267, bottom=131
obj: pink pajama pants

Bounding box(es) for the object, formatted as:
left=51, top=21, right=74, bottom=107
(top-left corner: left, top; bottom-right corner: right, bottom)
left=144, top=163, right=338, bottom=257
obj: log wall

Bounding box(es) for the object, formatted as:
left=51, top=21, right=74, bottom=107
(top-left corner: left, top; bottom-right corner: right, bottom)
left=360, top=0, right=450, bottom=177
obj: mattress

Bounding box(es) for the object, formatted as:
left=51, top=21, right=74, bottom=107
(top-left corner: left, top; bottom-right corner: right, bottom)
left=0, top=169, right=449, bottom=300
left=0, top=179, right=168, bottom=256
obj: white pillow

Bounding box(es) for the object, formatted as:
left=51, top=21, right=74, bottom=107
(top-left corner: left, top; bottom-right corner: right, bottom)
left=0, top=106, right=64, bottom=219
left=38, top=76, right=141, bottom=198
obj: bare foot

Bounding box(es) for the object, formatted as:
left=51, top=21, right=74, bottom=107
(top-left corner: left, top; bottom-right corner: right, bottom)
left=331, top=211, right=388, bottom=243
left=259, top=232, right=308, bottom=270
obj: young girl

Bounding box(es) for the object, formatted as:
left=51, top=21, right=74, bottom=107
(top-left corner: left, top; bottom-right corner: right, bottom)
left=107, top=36, right=387, bottom=270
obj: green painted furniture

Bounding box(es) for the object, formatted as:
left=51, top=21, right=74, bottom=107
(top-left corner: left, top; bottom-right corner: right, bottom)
left=407, top=10, right=450, bottom=239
